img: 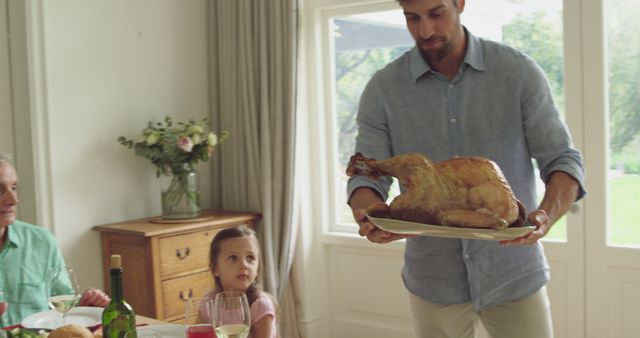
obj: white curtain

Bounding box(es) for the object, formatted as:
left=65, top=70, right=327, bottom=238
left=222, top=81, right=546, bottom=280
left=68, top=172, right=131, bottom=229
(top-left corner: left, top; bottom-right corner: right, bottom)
left=207, top=1, right=301, bottom=337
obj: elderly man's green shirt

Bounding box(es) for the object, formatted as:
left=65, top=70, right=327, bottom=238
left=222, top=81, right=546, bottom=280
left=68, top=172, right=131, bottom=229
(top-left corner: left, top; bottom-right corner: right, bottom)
left=0, top=220, right=73, bottom=327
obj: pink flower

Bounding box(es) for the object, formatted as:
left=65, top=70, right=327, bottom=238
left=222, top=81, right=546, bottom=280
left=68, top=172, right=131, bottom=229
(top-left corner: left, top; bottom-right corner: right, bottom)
left=177, top=136, right=194, bottom=152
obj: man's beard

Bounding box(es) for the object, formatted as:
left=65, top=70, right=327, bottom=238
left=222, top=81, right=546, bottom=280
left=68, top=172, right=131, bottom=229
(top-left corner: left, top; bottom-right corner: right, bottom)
left=418, top=36, right=455, bottom=61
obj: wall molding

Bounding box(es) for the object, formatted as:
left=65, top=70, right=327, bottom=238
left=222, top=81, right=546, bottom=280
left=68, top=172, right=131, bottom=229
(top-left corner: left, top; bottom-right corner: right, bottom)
left=22, top=0, right=55, bottom=232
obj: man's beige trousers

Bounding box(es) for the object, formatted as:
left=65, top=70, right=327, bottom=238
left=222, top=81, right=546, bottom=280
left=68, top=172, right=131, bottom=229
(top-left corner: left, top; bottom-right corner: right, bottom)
left=408, top=286, right=554, bottom=338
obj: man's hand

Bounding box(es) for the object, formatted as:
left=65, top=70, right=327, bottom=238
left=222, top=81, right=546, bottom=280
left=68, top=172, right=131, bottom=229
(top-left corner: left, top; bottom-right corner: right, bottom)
left=79, top=288, right=111, bottom=307
left=500, top=171, right=579, bottom=246
left=500, top=209, right=549, bottom=246
left=349, top=187, right=413, bottom=243
left=0, top=302, right=7, bottom=317
left=354, top=209, right=413, bottom=243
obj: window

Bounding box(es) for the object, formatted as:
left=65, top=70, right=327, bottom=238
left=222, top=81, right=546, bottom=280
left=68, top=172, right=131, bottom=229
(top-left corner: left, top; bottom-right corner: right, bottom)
left=605, top=0, right=640, bottom=247
left=328, top=1, right=567, bottom=239
left=331, top=9, right=411, bottom=229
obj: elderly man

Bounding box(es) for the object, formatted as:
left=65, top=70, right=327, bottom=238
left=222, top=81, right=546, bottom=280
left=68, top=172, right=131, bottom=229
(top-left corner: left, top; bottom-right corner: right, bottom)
left=0, top=152, right=110, bottom=327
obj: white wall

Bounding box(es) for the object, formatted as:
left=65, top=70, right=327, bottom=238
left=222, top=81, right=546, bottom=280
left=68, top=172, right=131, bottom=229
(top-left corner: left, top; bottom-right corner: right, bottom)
left=27, top=0, right=210, bottom=291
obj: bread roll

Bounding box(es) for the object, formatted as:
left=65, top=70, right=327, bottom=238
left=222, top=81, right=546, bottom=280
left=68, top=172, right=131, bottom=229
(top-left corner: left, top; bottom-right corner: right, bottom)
left=48, top=325, right=93, bottom=338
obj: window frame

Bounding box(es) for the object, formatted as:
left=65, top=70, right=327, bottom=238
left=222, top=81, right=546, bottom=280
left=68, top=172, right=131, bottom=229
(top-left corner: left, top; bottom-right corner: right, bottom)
left=319, top=1, right=405, bottom=234
left=318, top=0, right=581, bottom=238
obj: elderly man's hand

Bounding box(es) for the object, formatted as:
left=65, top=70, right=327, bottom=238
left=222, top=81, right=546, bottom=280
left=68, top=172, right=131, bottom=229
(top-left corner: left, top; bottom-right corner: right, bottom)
left=0, top=302, right=7, bottom=317
left=79, top=288, right=110, bottom=307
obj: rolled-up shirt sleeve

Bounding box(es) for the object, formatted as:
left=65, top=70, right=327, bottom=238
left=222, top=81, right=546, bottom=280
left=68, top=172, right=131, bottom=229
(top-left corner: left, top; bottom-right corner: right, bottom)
left=346, top=74, right=394, bottom=202
left=520, top=55, right=586, bottom=200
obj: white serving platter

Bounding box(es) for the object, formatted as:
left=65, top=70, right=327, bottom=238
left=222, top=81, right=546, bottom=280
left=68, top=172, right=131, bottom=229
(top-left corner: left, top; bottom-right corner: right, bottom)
left=366, top=213, right=535, bottom=241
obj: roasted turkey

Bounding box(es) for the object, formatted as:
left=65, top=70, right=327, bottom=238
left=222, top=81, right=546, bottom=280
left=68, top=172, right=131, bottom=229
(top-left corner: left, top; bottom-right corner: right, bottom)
left=347, top=153, right=526, bottom=230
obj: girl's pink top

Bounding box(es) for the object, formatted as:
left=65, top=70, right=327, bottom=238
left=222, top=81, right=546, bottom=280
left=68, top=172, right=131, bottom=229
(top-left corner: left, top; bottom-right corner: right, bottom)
left=198, top=289, right=277, bottom=338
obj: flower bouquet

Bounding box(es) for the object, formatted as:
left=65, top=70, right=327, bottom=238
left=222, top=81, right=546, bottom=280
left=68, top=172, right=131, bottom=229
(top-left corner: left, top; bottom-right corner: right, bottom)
left=118, top=116, right=228, bottom=219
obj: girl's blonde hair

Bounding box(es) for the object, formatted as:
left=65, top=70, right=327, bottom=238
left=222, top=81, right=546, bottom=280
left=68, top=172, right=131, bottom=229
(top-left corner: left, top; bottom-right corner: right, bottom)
left=208, top=225, right=263, bottom=304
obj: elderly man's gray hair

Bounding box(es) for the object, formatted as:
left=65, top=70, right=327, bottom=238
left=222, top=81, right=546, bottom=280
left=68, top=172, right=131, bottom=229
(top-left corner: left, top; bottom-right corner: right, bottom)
left=0, top=152, right=13, bottom=166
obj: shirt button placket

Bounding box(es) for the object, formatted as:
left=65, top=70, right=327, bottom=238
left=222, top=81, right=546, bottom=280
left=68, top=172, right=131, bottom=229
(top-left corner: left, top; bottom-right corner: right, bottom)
left=447, top=83, right=460, bottom=155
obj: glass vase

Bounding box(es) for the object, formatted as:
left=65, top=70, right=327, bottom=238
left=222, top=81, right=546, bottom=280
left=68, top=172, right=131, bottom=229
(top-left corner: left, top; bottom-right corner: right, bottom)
left=160, top=164, right=201, bottom=220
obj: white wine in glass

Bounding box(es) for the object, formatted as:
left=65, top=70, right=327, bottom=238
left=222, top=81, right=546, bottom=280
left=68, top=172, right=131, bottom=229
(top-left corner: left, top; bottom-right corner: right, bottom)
left=48, top=294, right=78, bottom=313
left=47, top=267, right=80, bottom=325
left=211, top=291, right=251, bottom=338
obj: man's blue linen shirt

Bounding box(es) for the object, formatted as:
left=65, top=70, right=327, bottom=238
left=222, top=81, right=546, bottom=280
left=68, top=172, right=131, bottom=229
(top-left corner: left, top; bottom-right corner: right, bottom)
left=347, top=30, right=586, bottom=310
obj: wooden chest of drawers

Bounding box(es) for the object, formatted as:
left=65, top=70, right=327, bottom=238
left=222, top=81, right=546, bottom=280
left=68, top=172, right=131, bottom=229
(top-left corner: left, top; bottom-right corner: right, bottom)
left=93, top=210, right=260, bottom=322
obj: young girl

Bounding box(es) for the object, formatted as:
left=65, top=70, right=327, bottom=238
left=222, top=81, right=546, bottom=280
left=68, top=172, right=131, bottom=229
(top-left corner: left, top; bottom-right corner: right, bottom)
left=197, top=225, right=277, bottom=338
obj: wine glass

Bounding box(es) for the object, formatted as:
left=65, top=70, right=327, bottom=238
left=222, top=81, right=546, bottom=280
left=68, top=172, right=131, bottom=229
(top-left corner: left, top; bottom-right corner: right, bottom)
left=211, top=291, right=251, bottom=338
left=184, top=297, right=214, bottom=338
left=47, top=267, right=80, bottom=325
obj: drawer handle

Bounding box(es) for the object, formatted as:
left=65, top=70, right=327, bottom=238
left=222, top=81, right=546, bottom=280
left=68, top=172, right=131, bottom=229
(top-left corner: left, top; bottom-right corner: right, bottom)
left=176, top=247, right=191, bottom=260
left=179, top=289, right=193, bottom=301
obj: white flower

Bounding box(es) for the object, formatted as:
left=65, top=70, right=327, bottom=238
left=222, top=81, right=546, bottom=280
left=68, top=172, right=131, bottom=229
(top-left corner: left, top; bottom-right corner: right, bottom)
left=207, top=132, right=218, bottom=146
left=177, top=136, right=194, bottom=152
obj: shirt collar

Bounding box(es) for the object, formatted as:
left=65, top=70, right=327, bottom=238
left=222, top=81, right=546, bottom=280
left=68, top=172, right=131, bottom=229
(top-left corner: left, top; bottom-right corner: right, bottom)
left=465, top=28, right=485, bottom=71
left=409, top=27, right=486, bottom=82
left=5, top=223, right=22, bottom=248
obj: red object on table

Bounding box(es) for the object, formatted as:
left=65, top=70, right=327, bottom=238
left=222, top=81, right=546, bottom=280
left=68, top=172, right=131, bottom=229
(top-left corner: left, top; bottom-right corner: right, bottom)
left=187, top=324, right=216, bottom=338
left=0, top=324, right=21, bottom=331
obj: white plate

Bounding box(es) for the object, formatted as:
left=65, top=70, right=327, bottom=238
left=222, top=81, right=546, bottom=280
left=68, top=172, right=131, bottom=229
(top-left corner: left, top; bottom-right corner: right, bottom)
left=21, top=306, right=103, bottom=330
left=137, top=324, right=186, bottom=338
left=367, top=213, right=535, bottom=240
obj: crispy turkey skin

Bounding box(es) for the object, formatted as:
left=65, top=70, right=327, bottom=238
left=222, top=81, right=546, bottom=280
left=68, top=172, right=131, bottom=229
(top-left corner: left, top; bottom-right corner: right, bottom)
left=347, top=153, right=525, bottom=230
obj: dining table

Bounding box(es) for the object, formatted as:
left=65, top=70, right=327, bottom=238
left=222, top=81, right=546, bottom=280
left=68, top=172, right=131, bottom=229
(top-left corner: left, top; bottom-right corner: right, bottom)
left=2, top=313, right=180, bottom=338
left=92, top=315, right=170, bottom=338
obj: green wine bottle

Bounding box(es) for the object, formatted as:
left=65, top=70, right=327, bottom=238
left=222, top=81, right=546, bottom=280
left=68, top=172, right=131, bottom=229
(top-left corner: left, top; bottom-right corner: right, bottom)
left=102, top=254, right=137, bottom=338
